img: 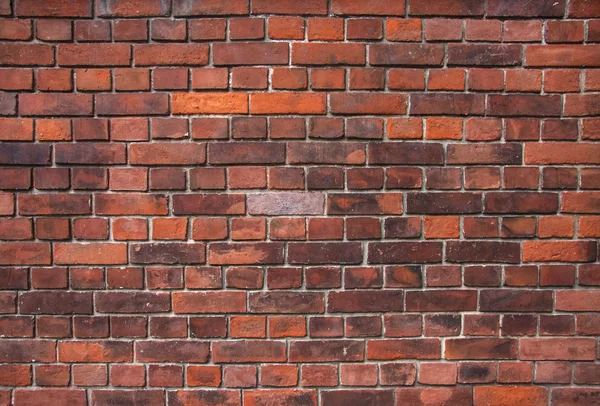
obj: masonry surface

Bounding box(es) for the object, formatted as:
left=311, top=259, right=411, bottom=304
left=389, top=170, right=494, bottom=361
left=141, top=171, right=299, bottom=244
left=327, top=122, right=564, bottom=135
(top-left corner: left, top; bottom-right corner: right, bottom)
left=0, top=0, right=599, bottom=405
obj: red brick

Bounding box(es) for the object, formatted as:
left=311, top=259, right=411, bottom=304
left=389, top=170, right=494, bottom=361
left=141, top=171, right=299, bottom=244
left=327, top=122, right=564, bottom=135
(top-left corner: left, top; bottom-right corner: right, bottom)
left=135, top=44, right=209, bottom=66
left=17, top=0, right=91, bottom=16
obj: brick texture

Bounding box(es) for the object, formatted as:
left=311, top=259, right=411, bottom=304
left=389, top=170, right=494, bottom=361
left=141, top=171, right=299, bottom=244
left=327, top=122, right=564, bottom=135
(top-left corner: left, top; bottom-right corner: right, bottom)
left=0, top=0, right=599, bottom=404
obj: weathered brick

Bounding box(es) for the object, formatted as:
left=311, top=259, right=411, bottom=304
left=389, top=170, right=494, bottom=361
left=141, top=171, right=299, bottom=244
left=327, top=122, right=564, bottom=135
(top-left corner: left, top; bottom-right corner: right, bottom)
left=448, top=44, right=522, bottom=66
left=480, top=290, right=553, bottom=312
left=58, top=44, right=130, bottom=66
left=213, top=340, right=287, bottom=363
left=214, top=43, right=288, bottom=65
left=96, top=291, right=170, bottom=313
left=130, top=143, right=206, bottom=165
left=19, top=194, right=90, bottom=215
left=367, top=339, right=441, bottom=360
left=97, top=0, right=169, bottom=16
left=249, top=292, right=324, bottom=314
left=19, top=94, right=92, bottom=116
left=173, top=0, right=248, bottom=15
left=288, top=242, right=363, bottom=264
left=209, top=243, right=284, bottom=265
left=330, top=93, right=406, bottom=115
left=290, top=340, right=364, bottom=362
left=411, top=93, right=485, bottom=115
left=96, top=94, right=169, bottom=116
left=410, top=0, right=484, bottom=16
left=137, top=341, right=209, bottom=363
left=520, top=338, right=596, bottom=360
left=446, top=241, right=520, bottom=263
left=406, top=290, right=477, bottom=312
left=446, top=338, right=518, bottom=360
left=95, top=194, right=168, bottom=215
left=58, top=341, right=132, bottom=362
left=370, top=44, right=444, bottom=65
left=288, top=142, right=366, bottom=165
left=135, top=44, right=209, bottom=66
left=130, top=243, right=206, bottom=264
left=293, top=43, right=365, bottom=65
left=54, top=243, right=127, bottom=265
left=0, top=43, right=54, bottom=66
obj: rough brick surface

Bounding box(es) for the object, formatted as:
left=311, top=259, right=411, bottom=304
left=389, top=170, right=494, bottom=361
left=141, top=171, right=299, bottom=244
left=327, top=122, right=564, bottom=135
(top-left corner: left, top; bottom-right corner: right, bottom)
left=0, top=0, right=599, bottom=404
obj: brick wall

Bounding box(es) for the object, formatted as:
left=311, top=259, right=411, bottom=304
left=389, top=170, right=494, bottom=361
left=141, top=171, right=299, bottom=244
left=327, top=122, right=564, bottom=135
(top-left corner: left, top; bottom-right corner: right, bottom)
left=0, top=0, right=599, bottom=404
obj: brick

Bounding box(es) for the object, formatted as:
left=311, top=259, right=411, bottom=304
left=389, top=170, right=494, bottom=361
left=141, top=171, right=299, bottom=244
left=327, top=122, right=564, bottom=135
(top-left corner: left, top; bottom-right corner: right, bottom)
left=425, top=19, right=463, bottom=41
left=330, top=93, right=406, bottom=115
left=410, top=0, right=483, bottom=16
left=174, top=292, right=246, bottom=314
left=288, top=242, right=362, bottom=264
left=248, top=193, right=323, bottom=215
left=173, top=194, right=245, bottom=215
left=369, top=143, right=443, bottom=165
left=130, top=143, right=205, bottom=165
left=474, top=386, right=547, bottom=406
left=253, top=0, right=325, bottom=14
left=54, top=243, right=127, bottom=265
left=332, top=0, right=404, bottom=15
left=14, top=389, right=87, bottom=406
left=213, top=340, right=286, bottom=363
left=327, top=193, right=398, bottom=215
left=367, top=339, right=440, bottom=360
left=18, top=194, right=90, bottom=216
left=251, top=93, right=325, bottom=115
left=96, top=94, right=169, bottom=116
left=96, top=0, right=169, bottom=16
left=58, top=44, right=130, bottom=66
left=523, top=241, right=597, bottom=262
left=448, top=44, right=522, bottom=66
left=19, top=94, right=92, bottom=116
left=411, top=93, right=485, bottom=115
left=347, top=19, right=382, bottom=40
left=484, top=192, right=558, bottom=214
left=173, top=0, right=248, bottom=15
left=135, top=44, right=209, bottom=66
left=406, top=192, right=482, bottom=214
left=249, top=292, right=324, bottom=313
left=526, top=45, right=600, bottom=67
left=386, top=19, right=422, bottom=42
left=289, top=142, right=365, bottom=165
left=209, top=243, right=284, bottom=265
left=565, top=94, right=600, bottom=116
left=480, top=290, right=552, bottom=312
left=370, top=44, right=444, bottom=65
left=172, top=93, right=248, bottom=114
left=95, top=194, right=167, bottom=215
left=552, top=389, right=600, bottom=406
left=214, top=43, right=288, bottom=65
left=329, top=291, right=403, bottom=312
left=55, top=143, right=125, bottom=165
left=405, top=290, right=476, bottom=312
left=114, top=20, right=148, bottom=41
left=16, top=0, right=90, bottom=16
left=368, top=242, right=443, bottom=263
left=91, top=390, right=164, bottom=406
left=520, top=338, right=596, bottom=360
left=290, top=340, right=363, bottom=362
left=488, top=0, right=565, bottom=16
left=293, top=43, right=366, bottom=65
left=151, top=19, right=187, bottom=41
left=137, top=341, right=209, bottom=363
